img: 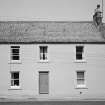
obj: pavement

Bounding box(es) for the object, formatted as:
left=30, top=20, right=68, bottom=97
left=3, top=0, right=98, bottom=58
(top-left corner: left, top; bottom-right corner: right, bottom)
left=0, top=101, right=105, bottom=105
left=0, top=97, right=105, bottom=105
left=0, top=97, right=105, bottom=102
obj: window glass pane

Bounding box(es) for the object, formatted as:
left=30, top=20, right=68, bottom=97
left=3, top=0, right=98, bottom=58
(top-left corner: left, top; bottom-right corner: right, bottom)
left=11, top=72, right=19, bottom=79
left=42, top=53, right=47, bottom=60
left=77, top=79, right=84, bottom=85
left=40, top=47, right=43, bottom=53
left=14, top=72, right=19, bottom=79
left=40, top=46, right=47, bottom=53
left=40, top=53, right=43, bottom=60
left=76, top=46, right=83, bottom=52
left=12, top=56, right=19, bottom=60
left=45, top=53, right=47, bottom=59
left=11, top=73, right=14, bottom=79
left=76, top=54, right=82, bottom=59
left=77, top=72, right=84, bottom=79
left=44, top=47, right=47, bottom=53
left=12, top=49, right=19, bottom=54
left=14, top=80, right=19, bottom=86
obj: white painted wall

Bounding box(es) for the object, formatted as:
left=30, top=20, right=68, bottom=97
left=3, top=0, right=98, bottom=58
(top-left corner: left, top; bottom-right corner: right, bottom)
left=0, top=44, right=105, bottom=99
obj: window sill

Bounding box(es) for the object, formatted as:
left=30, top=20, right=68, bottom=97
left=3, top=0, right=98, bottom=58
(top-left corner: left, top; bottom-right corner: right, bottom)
left=8, top=86, right=22, bottom=90
left=8, top=61, right=22, bottom=64
left=74, top=59, right=86, bottom=63
left=38, top=60, right=49, bottom=63
left=75, top=85, right=88, bottom=89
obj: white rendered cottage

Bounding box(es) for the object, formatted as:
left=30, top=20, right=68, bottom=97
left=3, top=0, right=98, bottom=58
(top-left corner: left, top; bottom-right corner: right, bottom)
left=0, top=10, right=105, bottom=100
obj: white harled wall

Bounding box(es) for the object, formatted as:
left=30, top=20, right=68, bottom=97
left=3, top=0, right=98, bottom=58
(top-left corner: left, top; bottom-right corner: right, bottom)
left=0, top=44, right=105, bottom=99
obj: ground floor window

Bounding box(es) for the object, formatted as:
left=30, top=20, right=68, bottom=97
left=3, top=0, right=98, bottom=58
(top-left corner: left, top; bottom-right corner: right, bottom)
left=77, top=71, right=85, bottom=88
left=10, top=71, right=20, bottom=88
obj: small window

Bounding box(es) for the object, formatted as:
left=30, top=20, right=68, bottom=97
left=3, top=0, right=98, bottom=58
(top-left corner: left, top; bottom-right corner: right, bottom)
left=77, top=71, right=85, bottom=87
left=76, top=46, right=84, bottom=60
left=11, top=46, right=20, bottom=60
left=40, top=46, right=48, bottom=60
left=11, top=71, right=20, bottom=87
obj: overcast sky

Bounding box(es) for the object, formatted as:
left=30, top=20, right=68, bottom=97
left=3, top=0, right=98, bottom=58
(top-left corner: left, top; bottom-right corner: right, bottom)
left=0, top=0, right=104, bottom=22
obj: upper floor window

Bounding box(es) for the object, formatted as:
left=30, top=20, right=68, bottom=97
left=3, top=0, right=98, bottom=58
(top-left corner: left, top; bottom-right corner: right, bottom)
left=76, top=46, right=84, bottom=60
left=40, top=46, right=48, bottom=60
left=11, top=46, right=20, bottom=61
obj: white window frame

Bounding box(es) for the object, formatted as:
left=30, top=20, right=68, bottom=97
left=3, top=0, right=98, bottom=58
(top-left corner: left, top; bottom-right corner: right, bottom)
left=76, top=71, right=86, bottom=88
left=39, top=45, right=48, bottom=62
left=10, top=71, right=20, bottom=89
left=10, top=46, right=21, bottom=63
left=75, top=45, right=85, bottom=62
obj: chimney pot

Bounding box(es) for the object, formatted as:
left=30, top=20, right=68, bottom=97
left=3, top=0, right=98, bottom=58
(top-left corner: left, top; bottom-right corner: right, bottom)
left=93, top=4, right=102, bottom=26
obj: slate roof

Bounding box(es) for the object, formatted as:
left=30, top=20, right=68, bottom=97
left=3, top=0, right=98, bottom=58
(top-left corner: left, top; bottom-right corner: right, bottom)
left=0, top=21, right=105, bottom=43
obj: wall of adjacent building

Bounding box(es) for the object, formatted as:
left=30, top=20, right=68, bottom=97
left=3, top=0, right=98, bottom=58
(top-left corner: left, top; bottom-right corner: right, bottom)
left=0, top=44, right=105, bottom=99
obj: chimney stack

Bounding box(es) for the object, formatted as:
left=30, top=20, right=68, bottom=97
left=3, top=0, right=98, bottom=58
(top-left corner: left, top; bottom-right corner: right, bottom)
left=93, top=4, right=102, bottom=26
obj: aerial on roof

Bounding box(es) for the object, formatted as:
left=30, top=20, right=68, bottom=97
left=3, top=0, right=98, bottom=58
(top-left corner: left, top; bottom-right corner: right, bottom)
left=0, top=21, right=105, bottom=43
